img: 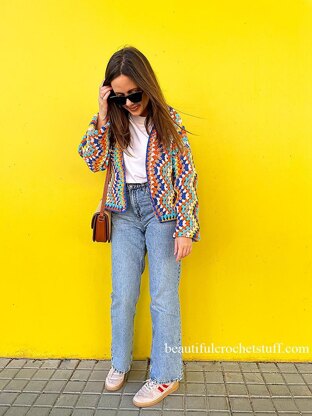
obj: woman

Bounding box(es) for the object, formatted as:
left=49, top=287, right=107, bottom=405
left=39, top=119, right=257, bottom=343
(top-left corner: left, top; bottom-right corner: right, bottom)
left=78, top=46, right=200, bottom=407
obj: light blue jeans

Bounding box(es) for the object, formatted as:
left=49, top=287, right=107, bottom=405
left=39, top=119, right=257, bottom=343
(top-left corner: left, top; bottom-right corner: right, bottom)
left=110, top=181, right=184, bottom=383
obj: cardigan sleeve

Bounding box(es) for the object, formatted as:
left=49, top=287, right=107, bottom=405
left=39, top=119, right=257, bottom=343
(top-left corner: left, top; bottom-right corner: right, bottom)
left=78, top=112, right=111, bottom=172
left=171, top=112, right=200, bottom=242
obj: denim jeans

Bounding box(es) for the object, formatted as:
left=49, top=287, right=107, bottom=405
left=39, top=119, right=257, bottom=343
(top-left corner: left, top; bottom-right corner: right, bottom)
left=110, top=181, right=184, bottom=383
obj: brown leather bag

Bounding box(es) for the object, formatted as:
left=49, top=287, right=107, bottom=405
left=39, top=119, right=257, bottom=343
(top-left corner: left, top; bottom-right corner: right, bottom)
left=91, top=159, right=112, bottom=243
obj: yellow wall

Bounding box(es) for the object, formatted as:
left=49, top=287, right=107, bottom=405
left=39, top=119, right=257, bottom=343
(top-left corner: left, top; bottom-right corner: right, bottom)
left=1, top=0, right=312, bottom=361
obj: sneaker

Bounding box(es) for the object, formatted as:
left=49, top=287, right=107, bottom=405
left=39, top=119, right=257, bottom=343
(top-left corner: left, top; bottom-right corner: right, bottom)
left=132, top=378, right=180, bottom=407
left=105, top=366, right=127, bottom=391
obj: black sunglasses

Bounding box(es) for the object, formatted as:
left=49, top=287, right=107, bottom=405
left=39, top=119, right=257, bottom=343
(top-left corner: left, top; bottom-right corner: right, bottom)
left=108, top=90, right=144, bottom=106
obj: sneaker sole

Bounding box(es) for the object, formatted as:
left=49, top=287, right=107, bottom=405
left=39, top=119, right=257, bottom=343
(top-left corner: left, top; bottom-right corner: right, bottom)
left=132, top=381, right=180, bottom=407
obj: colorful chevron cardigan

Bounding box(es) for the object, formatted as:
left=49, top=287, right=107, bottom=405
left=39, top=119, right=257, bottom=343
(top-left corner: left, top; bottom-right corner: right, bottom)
left=78, top=105, right=200, bottom=242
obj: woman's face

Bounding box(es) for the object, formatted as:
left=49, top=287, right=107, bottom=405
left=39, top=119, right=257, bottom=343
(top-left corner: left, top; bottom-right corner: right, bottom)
left=110, top=74, right=149, bottom=117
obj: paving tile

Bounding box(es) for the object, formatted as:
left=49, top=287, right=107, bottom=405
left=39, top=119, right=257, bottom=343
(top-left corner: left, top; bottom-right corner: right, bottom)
left=162, top=411, right=184, bottom=416
left=54, top=392, right=80, bottom=407
left=231, top=413, right=254, bottom=416
left=273, top=397, right=299, bottom=411
left=251, top=397, right=276, bottom=411
left=224, top=372, right=244, bottom=383
left=185, top=395, right=206, bottom=410
left=72, top=410, right=95, bottom=416
left=83, top=381, right=105, bottom=394
left=282, top=372, right=306, bottom=384
left=0, top=369, right=20, bottom=379
left=25, top=407, right=51, bottom=416
left=277, top=363, right=298, bottom=373
left=186, top=371, right=205, bottom=382
left=62, top=381, right=85, bottom=394
left=253, top=413, right=278, bottom=416
left=204, top=371, right=224, bottom=383
left=208, top=412, right=231, bottom=416
left=186, top=382, right=206, bottom=395
left=40, top=360, right=61, bottom=369
left=117, top=411, right=141, bottom=416
left=0, top=359, right=312, bottom=415
left=31, top=369, right=55, bottom=380
left=208, top=396, right=230, bottom=411
left=71, top=369, right=92, bottom=382
left=163, top=394, right=184, bottom=409
left=6, top=360, right=27, bottom=369
left=97, top=393, right=121, bottom=408
left=23, top=380, right=47, bottom=392
left=88, top=370, right=108, bottom=382
left=0, top=391, right=20, bottom=405
left=295, top=363, right=312, bottom=373
left=49, top=409, right=75, bottom=415
left=302, top=373, right=312, bottom=383
left=23, top=360, right=43, bottom=369
left=130, top=360, right=148, bottom=370
left=58, top=360, right=80, bottom=370
left=240, top=362, right=260, bottom=372
left=0, top=381, right=9, bottom=390
left=262, top=372, right=285, bottom=384
left=50, top=370, right=74, bottom=380
left=0, top=359, right=11, bottom=368
left=3, top=379, right=29, bottom=391
left=76, top=360, right=96, bottom=370
left=258, top=363, right=279, bottom=372
left=14, top=369, right=38, bottom=379
left=185, top=362, right=205, bottom=371
left=75, top=393, right=100, bottom=408
left=243, top=372, right=265, bottom=383
left=94, top=411, right=115, bottom=416
left=222, top=362, right=241, bottom=372
left=267, top=384, right=292, bottom=396
left=229, top=397, right=253, bottom=411
left=293, top=397, right=312, bottom=412
left=246, top=383, right=270, bottom=396
left=140, top=410, right=162, bottom=416
left=93, top=361, right=112, bottom=370
left=3, top=406, right=29, bottom=415
left=226, top=383, right=249, bottom=395
left=126, top=370, right=146, bottom=382
left=206, top=383, right=227, bottom=395
left=12, top=392, right=39, bottom=406
left=202, top=362, right=222, bottom=371
left=119, top=394, right=139, bottom=409
left=42, top=380, right=68, bottom=393
left=122, top=382, right=142, bottom=394
left=288, top=384, right=312, bottom=396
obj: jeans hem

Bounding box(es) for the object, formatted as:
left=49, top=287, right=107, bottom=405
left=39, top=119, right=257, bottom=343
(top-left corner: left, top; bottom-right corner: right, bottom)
left=111, top=363, right=131, bottom=374
left=149, top=368, right=184, bottom=384
left=150, top=375, right=183, bottom=383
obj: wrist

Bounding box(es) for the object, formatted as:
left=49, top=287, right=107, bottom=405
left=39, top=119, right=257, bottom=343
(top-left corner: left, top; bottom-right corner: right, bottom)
left=98, top=112, right=108, bottom=121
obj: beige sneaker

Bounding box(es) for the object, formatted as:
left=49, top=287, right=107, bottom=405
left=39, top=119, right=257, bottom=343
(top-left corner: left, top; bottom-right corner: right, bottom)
left=105, top=367, right=127, bottom=391
left=133, top=378, right=180, bottom=407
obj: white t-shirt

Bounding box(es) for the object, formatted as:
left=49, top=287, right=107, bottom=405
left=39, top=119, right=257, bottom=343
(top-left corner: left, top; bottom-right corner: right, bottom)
left=124, top=114, right=153, bottom=183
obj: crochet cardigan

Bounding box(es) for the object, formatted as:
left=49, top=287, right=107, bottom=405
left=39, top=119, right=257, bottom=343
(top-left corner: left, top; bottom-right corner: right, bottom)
left=78, top=105, right=200, bottom=242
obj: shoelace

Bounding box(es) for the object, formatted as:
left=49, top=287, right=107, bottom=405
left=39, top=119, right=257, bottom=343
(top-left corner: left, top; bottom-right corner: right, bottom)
left=142, top=378, right=159, bottom=391
left=112, top=368, right=125, bottom=376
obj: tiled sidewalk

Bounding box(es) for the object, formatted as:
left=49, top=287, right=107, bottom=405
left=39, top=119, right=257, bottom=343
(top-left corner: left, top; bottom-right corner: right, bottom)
left=0, top=358, right=312, bottom=415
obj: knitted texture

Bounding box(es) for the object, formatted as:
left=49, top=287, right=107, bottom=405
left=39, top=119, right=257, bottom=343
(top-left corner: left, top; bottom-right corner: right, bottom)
left=78, top=105, right=200, bottom=242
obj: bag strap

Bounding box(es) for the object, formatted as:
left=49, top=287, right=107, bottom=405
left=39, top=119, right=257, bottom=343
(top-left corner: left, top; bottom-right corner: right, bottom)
left=99, top=149, right=112, bottom=219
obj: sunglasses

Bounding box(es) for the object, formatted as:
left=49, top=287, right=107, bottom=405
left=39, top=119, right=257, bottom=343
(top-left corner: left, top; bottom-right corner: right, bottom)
left=108, top=90, right=144, bottom=106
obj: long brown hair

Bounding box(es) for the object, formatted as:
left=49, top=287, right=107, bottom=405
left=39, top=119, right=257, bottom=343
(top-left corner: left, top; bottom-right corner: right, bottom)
left=102, top=45, right=187, bottom=155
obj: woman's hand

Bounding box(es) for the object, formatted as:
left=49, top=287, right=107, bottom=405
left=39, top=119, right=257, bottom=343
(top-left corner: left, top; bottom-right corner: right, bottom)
left=174, top=236, right=192, bottom=261
left=98, top=81, right=113, bottom=120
